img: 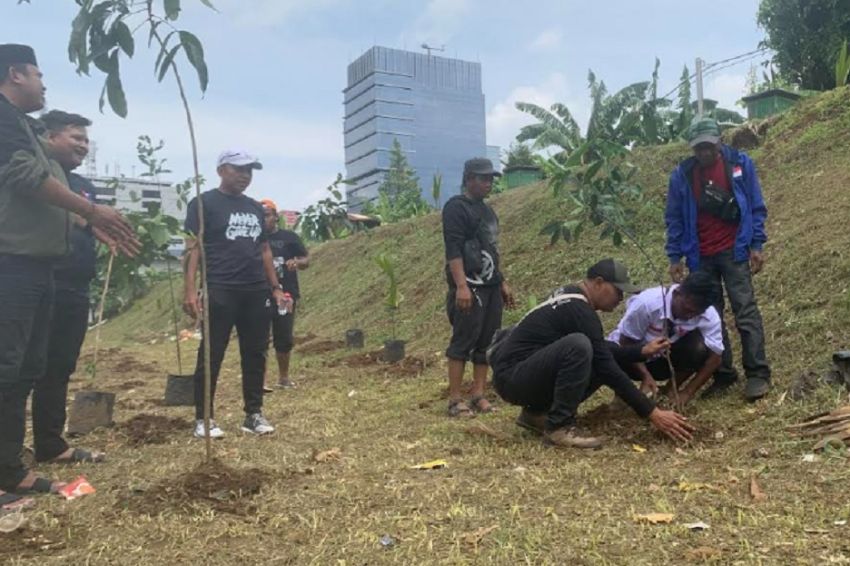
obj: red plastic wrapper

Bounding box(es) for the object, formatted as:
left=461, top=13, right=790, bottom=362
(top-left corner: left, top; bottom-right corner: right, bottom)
left=59, top=476, right=96, bottom=500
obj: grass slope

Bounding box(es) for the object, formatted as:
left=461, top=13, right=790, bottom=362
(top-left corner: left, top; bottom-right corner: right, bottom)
left=8, top=87, right=850, bottom=565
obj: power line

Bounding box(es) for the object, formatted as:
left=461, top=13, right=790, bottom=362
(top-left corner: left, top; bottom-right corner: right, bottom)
left=703, top=48, right=768, bottom=71
left=658, top=48, right=770, bottom=102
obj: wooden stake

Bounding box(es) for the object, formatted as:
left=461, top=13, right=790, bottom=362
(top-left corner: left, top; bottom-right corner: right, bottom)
left=92, top=250, right=115, bottom=380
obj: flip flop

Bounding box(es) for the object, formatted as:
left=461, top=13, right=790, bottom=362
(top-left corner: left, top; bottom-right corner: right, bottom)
left=0, top=492, right=34, bottom=513
left=469, top=395, right=497, bottom=414
left=46, top=448, right=105, bottom=464
left=13, top=477, right=61, bottom=495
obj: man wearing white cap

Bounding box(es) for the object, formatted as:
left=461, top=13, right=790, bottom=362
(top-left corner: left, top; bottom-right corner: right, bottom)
left=183, top=149, right=288, bottom=438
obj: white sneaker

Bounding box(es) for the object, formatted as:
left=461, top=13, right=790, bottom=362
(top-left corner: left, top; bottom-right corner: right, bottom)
left=193, top=420, right=225, bottom=439
left=242, top=413, right=275, bottom=435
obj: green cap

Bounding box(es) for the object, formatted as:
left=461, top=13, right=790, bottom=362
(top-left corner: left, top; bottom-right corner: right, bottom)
left=687, top=117, right=721, bottom=147
left=586, top=258, right=641, bottom=294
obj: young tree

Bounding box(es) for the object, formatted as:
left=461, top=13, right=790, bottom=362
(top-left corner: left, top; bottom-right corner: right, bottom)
left=758, top=0, right=850, bottom=90
left=502, top=142, right=536, bottom=169
left=364, top=139, right=429, bottom=222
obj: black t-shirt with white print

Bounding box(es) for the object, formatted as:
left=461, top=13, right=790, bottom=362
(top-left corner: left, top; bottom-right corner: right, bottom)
left=441, top=194, right=502, bottom=288
left=185, top=189, right=268, bottom=289
left=267, top=229, right=308, bottom=299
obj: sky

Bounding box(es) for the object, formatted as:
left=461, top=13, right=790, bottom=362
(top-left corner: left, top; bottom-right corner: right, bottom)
left=1, top=0, right=767, bottom=212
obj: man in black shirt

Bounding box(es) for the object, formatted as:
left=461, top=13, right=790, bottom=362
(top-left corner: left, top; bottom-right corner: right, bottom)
left=442, top=158, right=514, bottom=417
left=34, top=110, right=104, bottom=464
left=491, top=259, right=694, bottom=448
left=183, top=149, right=288, bottom=438
left=0, top=44, right=137, bottom=498
left=260, top=198, right=309, bottom=390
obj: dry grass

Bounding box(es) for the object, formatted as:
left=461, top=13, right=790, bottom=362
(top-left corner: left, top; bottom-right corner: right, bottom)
left=4, top=88, right=850, bottom=565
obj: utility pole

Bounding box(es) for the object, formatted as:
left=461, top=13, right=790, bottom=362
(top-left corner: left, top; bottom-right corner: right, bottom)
left=695, top=57, right=705, bottom=118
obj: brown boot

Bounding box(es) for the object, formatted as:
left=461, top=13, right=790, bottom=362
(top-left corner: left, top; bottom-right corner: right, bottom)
left=543, top=426, right=603, bottom=449
left=515, top=408, right=547, bottom=435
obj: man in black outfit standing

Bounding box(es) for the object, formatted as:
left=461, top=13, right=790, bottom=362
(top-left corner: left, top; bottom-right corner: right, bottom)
left=442, top=157, right=514, bottom=417
left=491, top=259, right=694, bottom=448
left=183, top=149, right=288, bottom=438
left=0, top=44, right=137, bottom=499
left=260, top=198, right=309, bottom=390
left=35, top=110, right=104, bottom=464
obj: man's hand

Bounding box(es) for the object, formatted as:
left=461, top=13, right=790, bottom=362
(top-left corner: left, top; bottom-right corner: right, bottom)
left=641, top=375, right=659, bottom=397
left=455, top=285, right=473, bottom=313
left=641, top=337, right=670, bottom=358
left=272, top=288, right=291, bottom=311
left=669, top=262, right=686, bottom=283
left=285, top=259, right=298, bottom=272
left=750, top=250, right=765, bottom=274
left=649, top=407, right=695, bottom=443
left=87, top=204, right=138, bottom=247
left=91, top=226, right=140, bottom=258
left=500, top=281, right=516, bottom=309
left=183, top=291, right=202, bottom=319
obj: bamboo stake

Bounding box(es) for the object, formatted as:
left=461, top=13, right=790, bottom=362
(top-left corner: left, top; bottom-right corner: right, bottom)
left=165, top=255, right=183, bottom=375
left=91, top=250, right=116, bottom=380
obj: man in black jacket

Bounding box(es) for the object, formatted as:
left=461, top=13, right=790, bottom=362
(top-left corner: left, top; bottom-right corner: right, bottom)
left=491, top=259, right=694, bottom=448
left=34, top=110, right=104, bottom=465
left=442, top=158, right=514, bottom=417
left=0, top=44, right=137, bottom=497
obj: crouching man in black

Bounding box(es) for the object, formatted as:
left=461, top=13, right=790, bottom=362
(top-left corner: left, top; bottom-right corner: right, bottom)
left=490, top=259, right=694, bottom=449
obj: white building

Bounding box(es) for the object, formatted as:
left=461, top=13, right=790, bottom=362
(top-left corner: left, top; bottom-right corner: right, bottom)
left=85, top=175, right=185, bottom=258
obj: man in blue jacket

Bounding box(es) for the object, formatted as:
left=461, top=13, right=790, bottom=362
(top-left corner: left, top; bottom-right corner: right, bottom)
left=665, top=118, right=770, bottom=401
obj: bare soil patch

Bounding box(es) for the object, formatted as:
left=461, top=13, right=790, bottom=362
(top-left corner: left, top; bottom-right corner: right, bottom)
left=297, top=339, right=345, bottom=355
left=122, top=460, right=272, bottom=516
left=117, top=414, right=191, bottom=446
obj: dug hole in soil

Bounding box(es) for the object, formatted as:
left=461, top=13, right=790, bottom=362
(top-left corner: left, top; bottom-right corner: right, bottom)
left=121, top=459, right=272, bottom=516
left=335, top=349, right=426, bottom=377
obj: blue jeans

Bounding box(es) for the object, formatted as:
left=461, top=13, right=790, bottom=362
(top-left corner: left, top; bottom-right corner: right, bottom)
left=698, top=249, right=771, bottom=383
left=0, top=254, right=54, bottom=489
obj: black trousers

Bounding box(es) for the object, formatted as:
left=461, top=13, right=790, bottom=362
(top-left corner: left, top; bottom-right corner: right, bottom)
left=0, top=255, right=54, bottom=490
left=494, top=333, right=593, bottom=430
left=618, top=330, right=711, bottom=382
left=193, top=287, right=271, bottom=420
left=698, top=249, right=771, bottom=383
left=32, top=286, right=90, bottom=462
left=271, top=299, right=297, bottom=353
left=445, top=285, right=503, bottom=365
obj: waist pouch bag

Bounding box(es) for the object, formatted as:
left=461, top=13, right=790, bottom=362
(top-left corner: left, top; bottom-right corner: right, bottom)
left=699, top=180, right=741, bottom=223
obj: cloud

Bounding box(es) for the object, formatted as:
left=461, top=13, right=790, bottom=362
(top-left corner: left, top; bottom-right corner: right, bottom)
left=217, top=0, right=341, bottom=28
left=486, top=72, right=588, bottom=150
left=706, top=71, right=748, bottom=111
left=408, top=0, right=472, bottom=45
left=46, top=92, right=343, bottom=212
left=528, top=29, right=562, bottom=52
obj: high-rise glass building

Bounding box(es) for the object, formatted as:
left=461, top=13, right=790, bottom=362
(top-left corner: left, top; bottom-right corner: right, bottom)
left=343, top=46, right=487, bottom=210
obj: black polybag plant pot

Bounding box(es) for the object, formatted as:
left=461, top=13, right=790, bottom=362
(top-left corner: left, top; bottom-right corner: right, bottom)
left=345, top=329, right=364, bottom=349
left=382, top=340, right=406, bottom=363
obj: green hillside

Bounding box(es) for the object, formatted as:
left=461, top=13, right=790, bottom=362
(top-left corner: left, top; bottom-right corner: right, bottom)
left=105, top=86, right=850, bottom=386
left=52, top=87, right=850, bottom=565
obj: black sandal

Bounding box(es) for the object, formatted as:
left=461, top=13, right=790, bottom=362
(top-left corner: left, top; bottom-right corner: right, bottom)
left=0, top=492, right=34, bottom=512
left=448, top=399, right=475, bottom=418
left=469, top=395, right=496, bottom=414
left=13, top=477, right=60, bottom=495
left=46, top=448, right=105, bottom=464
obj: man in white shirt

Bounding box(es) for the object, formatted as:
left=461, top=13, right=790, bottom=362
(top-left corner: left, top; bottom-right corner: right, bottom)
left=608, top=271, right=723, bottom=406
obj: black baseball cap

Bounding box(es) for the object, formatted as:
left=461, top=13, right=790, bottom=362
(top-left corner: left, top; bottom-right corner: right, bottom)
left=586, top=259, right=641, bottom=293
left=463, top=157, right=501, bottom=177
